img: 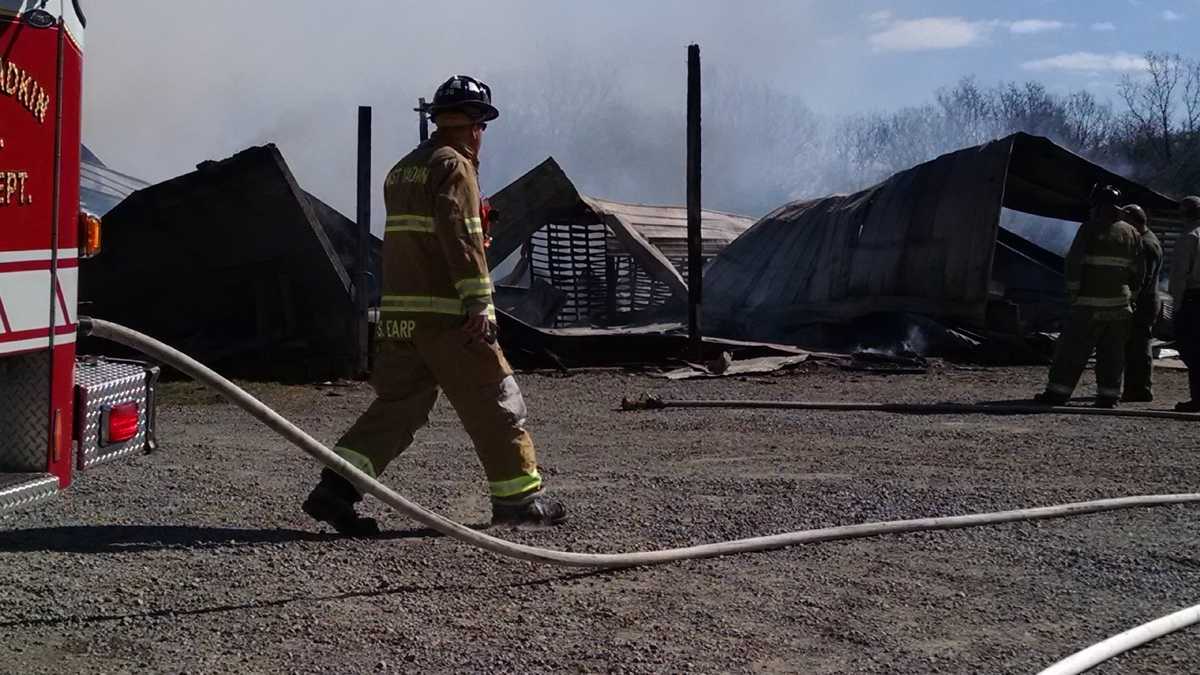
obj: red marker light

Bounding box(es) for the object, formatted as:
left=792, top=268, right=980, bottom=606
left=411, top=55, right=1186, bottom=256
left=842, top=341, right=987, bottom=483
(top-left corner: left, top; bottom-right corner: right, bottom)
left=105, top=402, right=140, bottom=444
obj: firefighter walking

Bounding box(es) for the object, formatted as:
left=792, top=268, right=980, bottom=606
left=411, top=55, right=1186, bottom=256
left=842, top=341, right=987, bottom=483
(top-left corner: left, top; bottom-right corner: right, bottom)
left=303, top=76, right=566, bottom=535
left=1170, top=196, right=1200, bottom=412
left=1035, top=185, right=1142, bottom=408
left=1120, top=204, right=1163, bottom=402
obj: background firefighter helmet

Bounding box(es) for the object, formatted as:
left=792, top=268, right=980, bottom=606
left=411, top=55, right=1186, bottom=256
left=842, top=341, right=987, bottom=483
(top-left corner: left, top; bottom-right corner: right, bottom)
left=1090, top=183, right=1122, bottom=207
left=428, top=75, right=499, bottom=124
left=1182, top=195, right=1200, bottom=221
left=1122, top=204, right=1147, bottom=228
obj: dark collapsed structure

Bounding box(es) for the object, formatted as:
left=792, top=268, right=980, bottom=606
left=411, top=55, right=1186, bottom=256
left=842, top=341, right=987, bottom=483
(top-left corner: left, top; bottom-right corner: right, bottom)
left=82, top=145, right=380, bottom=379
left=702, top=132, right=1181, bottom=348
left=84, top=132, right=1183, bottom=378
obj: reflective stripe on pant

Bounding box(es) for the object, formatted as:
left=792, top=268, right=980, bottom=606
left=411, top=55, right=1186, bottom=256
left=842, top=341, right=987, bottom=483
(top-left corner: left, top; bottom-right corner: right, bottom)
left=334, top=332, right=541, bottom=497
left=1046, top=309, right=1131, bottom=400
left=1176, top=297, right=1200, bottom=401
left=1123, top=317, right=1155, bottom=399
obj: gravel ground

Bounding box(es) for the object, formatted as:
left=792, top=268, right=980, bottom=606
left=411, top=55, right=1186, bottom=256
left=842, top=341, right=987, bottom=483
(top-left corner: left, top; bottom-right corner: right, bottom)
left=1, top=361, right=1199, bottom=674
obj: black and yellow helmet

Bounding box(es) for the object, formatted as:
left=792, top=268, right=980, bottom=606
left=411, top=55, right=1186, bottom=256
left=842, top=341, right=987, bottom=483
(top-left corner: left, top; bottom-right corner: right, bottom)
left=1121, top=204, right=1147, bottom=227
left=428, top=75, right=499, bottom=123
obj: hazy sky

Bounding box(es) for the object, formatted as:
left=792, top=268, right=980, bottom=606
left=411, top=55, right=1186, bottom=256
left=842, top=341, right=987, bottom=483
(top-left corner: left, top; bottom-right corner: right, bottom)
left=82, top=0, right=1199, bottom=225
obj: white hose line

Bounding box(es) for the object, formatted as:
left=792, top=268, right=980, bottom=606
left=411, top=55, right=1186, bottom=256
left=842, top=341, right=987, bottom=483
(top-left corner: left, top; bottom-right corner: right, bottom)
left=83, top=318, right=1200, bottom=569
left=1038, top=603, right=1200, bottom=675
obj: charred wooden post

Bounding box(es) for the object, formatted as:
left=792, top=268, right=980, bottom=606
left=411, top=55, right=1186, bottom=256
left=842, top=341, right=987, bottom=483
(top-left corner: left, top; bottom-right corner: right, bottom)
left=355, top=106, right=372, bottom=376
left=416, top=97, right=429, bottom=142
left=686, top=44, right=703, bottom=360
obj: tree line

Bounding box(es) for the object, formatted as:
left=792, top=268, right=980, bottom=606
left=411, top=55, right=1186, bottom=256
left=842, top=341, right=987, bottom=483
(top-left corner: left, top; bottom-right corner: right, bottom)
left=840, top=51, right=1200, bottom=202
left=481, top=52, right=1200, bottom=221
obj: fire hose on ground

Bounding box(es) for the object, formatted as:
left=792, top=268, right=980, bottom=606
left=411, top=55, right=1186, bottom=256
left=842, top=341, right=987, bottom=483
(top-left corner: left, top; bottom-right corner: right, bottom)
left=1037, top=602, right=1200, bottom=675
left=80, top=317, right=1200, bottom=671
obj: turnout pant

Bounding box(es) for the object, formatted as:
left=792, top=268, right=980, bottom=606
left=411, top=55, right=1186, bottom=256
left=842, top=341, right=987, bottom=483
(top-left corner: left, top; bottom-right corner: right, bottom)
left=333, top=330, right=541, bottom=499
left=1177, top=294, right=1200, bottom=402
left=1123, top=313, right=1157, bottom=399
left=1046, top=309, right=1131, bottom=401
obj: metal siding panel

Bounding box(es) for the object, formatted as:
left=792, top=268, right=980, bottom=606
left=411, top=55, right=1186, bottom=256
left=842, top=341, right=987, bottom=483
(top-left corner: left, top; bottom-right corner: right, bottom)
left=746, top=205, right=821, bottom=310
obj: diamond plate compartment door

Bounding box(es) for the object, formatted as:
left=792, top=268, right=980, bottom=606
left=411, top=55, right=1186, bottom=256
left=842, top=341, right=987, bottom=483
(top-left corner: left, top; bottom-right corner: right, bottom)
left=0, top=351, right=52, bottom=473
left=74, top=357, right=160, bottom=470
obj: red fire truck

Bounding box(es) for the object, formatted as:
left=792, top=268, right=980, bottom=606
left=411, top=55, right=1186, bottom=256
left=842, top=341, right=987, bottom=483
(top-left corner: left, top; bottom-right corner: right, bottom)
left=1, top=1, right=157, bottom=513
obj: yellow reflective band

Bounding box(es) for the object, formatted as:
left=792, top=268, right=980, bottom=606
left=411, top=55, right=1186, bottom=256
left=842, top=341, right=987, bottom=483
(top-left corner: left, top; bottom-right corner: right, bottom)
left=1083, top=255, right=1133, bottom=268
left=1074, top=295, right=1131, bottom=308
left=464, top=216, right=484, bottom=235
left=334, top=446, right=378, bottom=478
left=489, top=471, right=543, bottom=498
left=486, top=304, right=497, bottom=322
left=385, top=214, right=435, bottom=233
left=381, top=295, right=465, bottom=315
left=455, top=276, right=493, bottom=298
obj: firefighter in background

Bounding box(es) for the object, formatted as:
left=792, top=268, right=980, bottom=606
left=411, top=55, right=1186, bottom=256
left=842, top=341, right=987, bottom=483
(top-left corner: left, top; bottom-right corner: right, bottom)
left=1120, top=204, right=1163, bottom=402
left=303, top=75, right=566, bottom=535
left=1169, top=196, right=1200, bottom=412
left=1035, top=184, right=1142, bottom=408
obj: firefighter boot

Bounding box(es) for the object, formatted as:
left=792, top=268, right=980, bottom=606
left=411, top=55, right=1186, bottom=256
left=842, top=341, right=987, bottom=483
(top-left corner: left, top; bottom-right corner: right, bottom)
left=491, top=490, right=567, bottom=527
left=302, top=468, right=381, bottom=537
left=1033, top=391, right=1069, bottom=406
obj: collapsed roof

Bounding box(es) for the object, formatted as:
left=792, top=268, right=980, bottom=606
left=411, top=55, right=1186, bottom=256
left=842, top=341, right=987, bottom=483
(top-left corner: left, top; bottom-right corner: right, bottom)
left=488, top=158, right=754, bottom=326
left=80, top=145, right=149, bottom=216
left=703, top=132, right=1179, bottom=344
left=83, top=145, right=379, bottom=379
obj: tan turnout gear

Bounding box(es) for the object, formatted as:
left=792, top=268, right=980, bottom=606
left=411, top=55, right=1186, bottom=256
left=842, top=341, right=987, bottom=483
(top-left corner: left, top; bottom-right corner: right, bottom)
left=1124, top=224, right=1163, bottom=400
left=377, top=137, right=495, bottom=331
left=1044, top=208, right=1142, bottom=401
left=1171, top=198, right=1200, bottom=407
left=332, top=133, right=543, bottom=500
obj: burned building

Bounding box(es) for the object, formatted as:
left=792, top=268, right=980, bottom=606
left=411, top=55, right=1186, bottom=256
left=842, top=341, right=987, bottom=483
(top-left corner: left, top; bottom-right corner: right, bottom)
left=487, top=158, right=754, bottom=328
left=703, top=132, right=1180, bottom=347
left=82, top=145, right=379, bottom=380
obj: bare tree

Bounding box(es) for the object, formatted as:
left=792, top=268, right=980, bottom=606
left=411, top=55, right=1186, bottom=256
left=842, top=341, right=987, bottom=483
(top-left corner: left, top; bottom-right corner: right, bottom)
left=936, top=77, right=995, bottom=144
left=1182, top=57, right=1200, bottom=141
left=1119, top=51, right=1183, bottom=161
left=1062, top=91, right=1113, bottom=157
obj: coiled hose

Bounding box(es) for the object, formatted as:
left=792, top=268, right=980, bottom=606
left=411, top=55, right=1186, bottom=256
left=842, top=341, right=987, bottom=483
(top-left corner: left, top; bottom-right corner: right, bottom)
left=81, top=318, right=1200, bottom=669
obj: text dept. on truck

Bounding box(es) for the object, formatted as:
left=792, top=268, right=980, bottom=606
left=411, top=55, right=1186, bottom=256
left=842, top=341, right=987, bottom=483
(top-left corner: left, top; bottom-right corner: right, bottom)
left=1, top=1, right=158, bottom=512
